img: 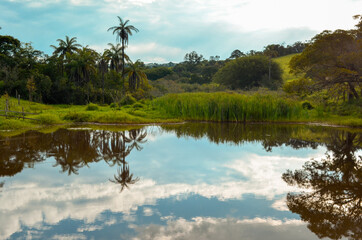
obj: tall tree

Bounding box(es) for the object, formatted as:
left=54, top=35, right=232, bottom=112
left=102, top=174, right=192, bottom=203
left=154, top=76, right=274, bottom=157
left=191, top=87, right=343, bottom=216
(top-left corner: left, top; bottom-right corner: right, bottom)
left=213, top=55, right=282, bottom=90
left=97, top=51, right=110, bottom=104
left=105, top=43, right=129, bottom=73
left=50, top=36, right=81, bottom=74
left=289, top=16, right=362, bottom=100
left=50, top=36, right=81, bottom=58
left=125, top=60, right=148, bottom=91
left=108, top=17, right=139, bottom=77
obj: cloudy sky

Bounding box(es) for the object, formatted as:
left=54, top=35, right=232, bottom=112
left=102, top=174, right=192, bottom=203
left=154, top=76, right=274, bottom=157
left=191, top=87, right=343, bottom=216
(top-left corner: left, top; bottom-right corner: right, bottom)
left=0, top=0, right=361, bottom=63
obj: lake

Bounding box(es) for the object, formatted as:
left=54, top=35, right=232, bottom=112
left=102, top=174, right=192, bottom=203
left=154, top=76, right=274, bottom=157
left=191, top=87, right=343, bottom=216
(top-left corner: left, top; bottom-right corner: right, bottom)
left=0, top=123, right=361, bottom=240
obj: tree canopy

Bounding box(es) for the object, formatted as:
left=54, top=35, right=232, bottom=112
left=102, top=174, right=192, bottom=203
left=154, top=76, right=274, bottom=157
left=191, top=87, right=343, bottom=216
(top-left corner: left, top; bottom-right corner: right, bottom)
left=289, top=16, right=362, bottom=100
left=213, top=55, right=282, bottom=90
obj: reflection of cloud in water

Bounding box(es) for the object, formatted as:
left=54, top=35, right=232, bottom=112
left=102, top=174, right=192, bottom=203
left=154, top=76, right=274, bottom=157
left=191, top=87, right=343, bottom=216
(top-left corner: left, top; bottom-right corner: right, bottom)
left=0, top=154, right=317, bottom=239
left=131, top=217, right=320, bottom=240
left=52, top=233, right=87, bottom=240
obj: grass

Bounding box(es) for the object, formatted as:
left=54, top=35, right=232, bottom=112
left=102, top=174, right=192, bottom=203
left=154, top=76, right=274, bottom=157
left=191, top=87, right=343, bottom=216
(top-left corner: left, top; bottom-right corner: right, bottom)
left=153, top=92, right=306, bottom=122
left=0, top=91, right=361, bottom=135
left=274, top=54, right=299, bottom=82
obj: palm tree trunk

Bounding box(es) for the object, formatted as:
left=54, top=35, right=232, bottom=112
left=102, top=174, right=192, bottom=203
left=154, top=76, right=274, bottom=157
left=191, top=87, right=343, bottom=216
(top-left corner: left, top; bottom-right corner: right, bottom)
left=121, top=38, right=125, bottom=95
left=102, top=72, right=105, bottom=104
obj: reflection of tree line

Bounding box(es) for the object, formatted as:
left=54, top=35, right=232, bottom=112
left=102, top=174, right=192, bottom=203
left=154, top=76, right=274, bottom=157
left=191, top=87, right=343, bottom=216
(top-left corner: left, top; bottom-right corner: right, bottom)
left=0, top=128, right=147, bottom=191
left=1, top=124, right=361, bottom=239
left=161, top=123, right=331, bottom=151
left=283, top=132, right=361, bottom=240
left=162, top=123, right=362, bottom=239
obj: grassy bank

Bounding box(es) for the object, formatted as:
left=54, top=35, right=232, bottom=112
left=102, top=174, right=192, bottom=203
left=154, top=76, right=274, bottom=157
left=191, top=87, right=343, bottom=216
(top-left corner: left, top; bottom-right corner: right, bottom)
left=0, top=92, right=361, bottom=134
left=152, top=92, right=361, bottom=126
left=153, top=92, right=304, bottom=121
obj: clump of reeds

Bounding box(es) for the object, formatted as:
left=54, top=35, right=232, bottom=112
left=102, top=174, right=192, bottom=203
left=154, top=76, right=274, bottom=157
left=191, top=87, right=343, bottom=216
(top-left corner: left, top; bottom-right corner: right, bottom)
left=152, top=92, right=304, bottom=122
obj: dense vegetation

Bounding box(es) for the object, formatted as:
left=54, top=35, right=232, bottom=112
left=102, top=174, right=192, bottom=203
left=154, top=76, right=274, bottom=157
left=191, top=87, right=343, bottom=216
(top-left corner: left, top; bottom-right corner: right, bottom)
left=0, top=15, right=361, bottom=130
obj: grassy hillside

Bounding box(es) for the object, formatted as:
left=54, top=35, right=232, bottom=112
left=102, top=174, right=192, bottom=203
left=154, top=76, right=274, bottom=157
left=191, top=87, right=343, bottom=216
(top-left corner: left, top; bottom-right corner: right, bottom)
left=274, top=54, right=299, bottom=82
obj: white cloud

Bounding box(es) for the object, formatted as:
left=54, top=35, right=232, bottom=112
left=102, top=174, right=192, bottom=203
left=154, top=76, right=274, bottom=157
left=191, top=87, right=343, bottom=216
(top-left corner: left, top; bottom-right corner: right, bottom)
left=132, top=217, right=319, bottom=240
left=52, top=233, right=87, bottom=240
left=0, top=151, right=313, bottom=240
left=271, top=197, right=289, bottom=211
left=127, top=42, right=183, bottom=63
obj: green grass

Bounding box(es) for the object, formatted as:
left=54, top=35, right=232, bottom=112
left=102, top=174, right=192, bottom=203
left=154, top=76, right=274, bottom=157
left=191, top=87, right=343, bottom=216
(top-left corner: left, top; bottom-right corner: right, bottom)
left=274, top=54, right=299, bottom=82
left=0, top=91, right=361, bottom=135
left=153, top=92, right=306, bottom=122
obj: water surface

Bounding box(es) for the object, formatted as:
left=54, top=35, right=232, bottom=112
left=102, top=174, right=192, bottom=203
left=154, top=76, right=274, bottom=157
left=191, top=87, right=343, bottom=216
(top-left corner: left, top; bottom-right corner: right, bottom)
left=0, top=123, right=361, bottom=239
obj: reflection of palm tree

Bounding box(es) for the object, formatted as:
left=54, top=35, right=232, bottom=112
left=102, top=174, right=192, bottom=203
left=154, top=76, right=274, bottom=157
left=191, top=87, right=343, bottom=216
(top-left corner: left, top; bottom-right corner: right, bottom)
left=110, top=164, right=139, bottom=192
left=108, top=129, right=147, bottom=192
left=282, top=132, right=361, bottom=240
left=103, top=131, right=132, bottom=167
left=53, top=157, right=84, bottom=175
left=50, top=130, right=99, bottom=175
left=128, top=129, right=147, bottom=151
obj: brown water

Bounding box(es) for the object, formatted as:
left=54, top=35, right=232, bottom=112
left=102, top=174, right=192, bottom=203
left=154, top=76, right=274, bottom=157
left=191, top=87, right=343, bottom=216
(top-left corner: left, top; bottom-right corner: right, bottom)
left=0, top=123, right=361, bottom=239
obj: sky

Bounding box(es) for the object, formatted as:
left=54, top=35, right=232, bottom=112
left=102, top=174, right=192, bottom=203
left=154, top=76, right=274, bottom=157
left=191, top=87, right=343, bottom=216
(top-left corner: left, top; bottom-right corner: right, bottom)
left=0, top=0, right=361, bottom=63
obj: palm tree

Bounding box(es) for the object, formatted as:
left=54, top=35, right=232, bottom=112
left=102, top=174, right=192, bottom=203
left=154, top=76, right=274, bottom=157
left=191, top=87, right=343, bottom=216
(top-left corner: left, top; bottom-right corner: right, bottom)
left=105, top=43, right=130, bottom=73
left=108, top=17, right=139, bottom=77
left=50, top=36, right=82, bottom=74
left=66, top=47, right=97, bottom=86
left=98, top=51, right=110, bottom=104
left=50, top=36, right=82, bottom=58
left=125, top=60, right=148, bottom=91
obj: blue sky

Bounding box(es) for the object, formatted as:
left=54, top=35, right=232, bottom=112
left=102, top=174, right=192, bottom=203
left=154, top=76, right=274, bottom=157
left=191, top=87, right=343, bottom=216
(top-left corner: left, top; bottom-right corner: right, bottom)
left=0, top=0, right=361, bottom=63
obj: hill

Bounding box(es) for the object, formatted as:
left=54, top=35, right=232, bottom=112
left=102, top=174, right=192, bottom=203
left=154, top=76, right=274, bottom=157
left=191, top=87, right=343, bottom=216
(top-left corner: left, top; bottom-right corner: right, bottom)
left=274, top=54, right=299, bottom=82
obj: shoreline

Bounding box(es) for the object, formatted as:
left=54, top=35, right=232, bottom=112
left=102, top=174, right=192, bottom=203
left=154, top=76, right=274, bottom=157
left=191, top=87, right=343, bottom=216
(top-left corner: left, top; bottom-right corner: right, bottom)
left=1, top=119, right=361, bottom=138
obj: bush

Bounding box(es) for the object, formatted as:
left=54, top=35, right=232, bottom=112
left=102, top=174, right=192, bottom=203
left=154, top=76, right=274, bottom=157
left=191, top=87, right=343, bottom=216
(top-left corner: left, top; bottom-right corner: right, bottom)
left=36, top=114, right=60, bottom=125
left=132, top=102, right=145, bottom=109
left=302, top=101, right=313, bottom=110
left=110, top=103, right=117, bottom=109
left=63, top=112, right=91, bottom=122
left=86, top=103, right=99, bottom=111
left=119, top=94, right=136, bottom=106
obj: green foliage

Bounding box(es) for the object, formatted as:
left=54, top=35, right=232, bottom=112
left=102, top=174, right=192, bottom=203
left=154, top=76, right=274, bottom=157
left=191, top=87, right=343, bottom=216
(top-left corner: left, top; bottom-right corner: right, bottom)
left=63, top=112, right=91, bottom=122
left=36, top=114, right=61, bottom=125
left=145, top=67, right=173, bottom=80
left=110, top=103, right=117, bottom=108
left=302, top=101, right=313, bottom=110
left=153, top=92, right=304, bottom=122
left=213, top=55, right=283, bottom=90
left=86, top=103, right=99, bottom=111
left=283, top=78, right=313, bottom=96
left=289, top=23, right=362, bottom=100
left=132, top=102, right=145, bottom=109
left=119, top=93, right=136, bottom=106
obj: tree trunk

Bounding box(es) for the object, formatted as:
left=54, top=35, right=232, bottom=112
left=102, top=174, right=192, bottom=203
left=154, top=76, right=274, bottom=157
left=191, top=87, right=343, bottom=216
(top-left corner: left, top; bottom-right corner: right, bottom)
left=268, top=57, right=271, bottom=82
left=121, top=38, right=125, bottom=95
left=102, top=72, right=105, bottom=104
left=348, top=82, right=359, bottom=100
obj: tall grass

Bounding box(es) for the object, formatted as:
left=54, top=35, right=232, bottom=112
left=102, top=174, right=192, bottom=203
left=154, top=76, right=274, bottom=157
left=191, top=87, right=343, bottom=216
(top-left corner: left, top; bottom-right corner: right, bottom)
left=153, top=92, right=305, bottom=122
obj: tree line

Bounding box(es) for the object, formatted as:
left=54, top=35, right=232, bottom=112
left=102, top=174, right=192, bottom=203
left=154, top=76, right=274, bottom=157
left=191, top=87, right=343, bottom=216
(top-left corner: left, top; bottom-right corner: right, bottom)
left=0, top=17, right=148, bottom=105
left=1, top=15, right=361, bottom=104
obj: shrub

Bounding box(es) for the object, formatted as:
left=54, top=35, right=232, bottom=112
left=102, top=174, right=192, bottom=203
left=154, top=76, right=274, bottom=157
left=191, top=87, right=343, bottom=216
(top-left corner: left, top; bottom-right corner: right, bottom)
left=302, top=101, right=313, bottom=110
left=110, top=103, right=117, bottom=109
left=119, top=94, right=136, bottom=106
left=63, top=112, right=91, bottom=122
left=36, top=114, right=60, bottom=125
left=86, top=103, right=99, bottom=111
left=132, top=102, right=145, bottom=109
